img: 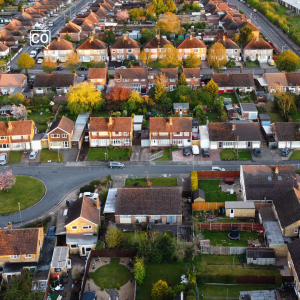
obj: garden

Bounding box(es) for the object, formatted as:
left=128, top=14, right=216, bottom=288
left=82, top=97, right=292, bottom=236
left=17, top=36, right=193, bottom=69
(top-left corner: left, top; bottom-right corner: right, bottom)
left=9, top=151, right=22, bottom=163
left=40, top=149, right=64, bottom=162
left=125, top=177, right=178, bottom=187
left=87, top=147, right=131, bottom=161
left=220, top=149, right=252, bottom=160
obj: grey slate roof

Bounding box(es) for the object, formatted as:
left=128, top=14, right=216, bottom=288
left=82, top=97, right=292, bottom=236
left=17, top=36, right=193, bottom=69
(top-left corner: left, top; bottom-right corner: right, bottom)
left=240, top=103, right=257, bottom=112
left=173, top=103, right=189, bottom=109
left=225, top=202, right=255, bottom=209
left=193, top=189, right=205, bottom=201
left=288, top=238, right=300, bottom=280
left=272, top=122, right=300, bottom=142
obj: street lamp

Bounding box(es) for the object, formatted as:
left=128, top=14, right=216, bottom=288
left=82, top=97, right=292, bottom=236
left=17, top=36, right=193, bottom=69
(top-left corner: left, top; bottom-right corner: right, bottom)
left=193, top=155, right=194, bottom=171
left=105, top=152, right=107, bottom=161
left=58, top=148, right=60, bottom=162
left=18, top=203, right=22, bottom=226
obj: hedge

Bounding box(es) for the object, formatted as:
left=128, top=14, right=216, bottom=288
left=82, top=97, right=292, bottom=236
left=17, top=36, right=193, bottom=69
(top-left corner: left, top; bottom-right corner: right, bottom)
left=191, top=171, right=198, bottom=191
left=196, top=274, right=237, bottom=285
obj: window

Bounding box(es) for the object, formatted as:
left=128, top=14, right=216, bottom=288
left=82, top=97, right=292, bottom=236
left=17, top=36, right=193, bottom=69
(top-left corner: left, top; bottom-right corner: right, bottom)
left=193, top=49, right=199, bottom=53
left=51, top=134, right=60, bottom=138
left=186, top=79, right=191, bottom=81
left=124, top=132, right=129, bottom=136
left=117, top=49, right=123, bottom=53
left=159, top=132, right=168, bottom=136
left=82, top=225, right=92, bottom=230
left=70, top=244, right=78, bottom=249
left=127, top=49, right=132, bottom=53
left=12, top=135, right=21, bottom=140
left=148, top=76, right=154, bottom=79
left=25, top=254, right=32, bottom=258
left=173, top=132, right=182, bottom=136
left=170, top=79, right=176, bottom=82
left=120, top=215, right=131, bottom=218
left=112, top=49, right=116, bottom=53
left=92, top=132, right=97, bottom=136
left=0, top=136, right=7, bottom=140
left=184, top=132, right=189, bottom=136
left=62, top=134, right=67, bottom=138
left=133, top=79, right=139, bottom=82
left=71, top=226, right=78, bottom=230
left=295, top=229, right=299, bottom=234
left=91, top=79, right=95, bottom=82
left=151, top=215, right=161, bottom=218
left=10, top=255, right=20, bottom=259
left=123, top=79, right=129, bottom=82
left=136, top=215, right=146, bottom=218
left=99, top=132, right=108, bottom=135
left=141, top=79, right=145, bottom=82
left=117, top=79, right=121, bottom=82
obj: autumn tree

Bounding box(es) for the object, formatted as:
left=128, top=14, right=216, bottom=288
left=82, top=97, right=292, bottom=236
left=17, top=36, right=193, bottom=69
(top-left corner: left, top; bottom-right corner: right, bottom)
left=215, top=96, right=225, bottom=112
left=276, top=50, right=300, bottom=73
left=207, top=43, right=227, bottom=71
left=12, top=104, right=28, bottom=120
left=165, top=0, right=176, bottom=13
left=103, top=29, right=116, bottom=45
left=105, top=86, right=132, bottom=110
left=124, top=91, right=144, bottom=112
left=67, top=82, right=104, bottom=114
left=0, top=170, right=16, bottom=192
left=159, top=44, right=182, bottom=67
left=239, top=25, right=254, bottom=44
left=151, top=280, right=173, bottom=300
left=129, top=8, right=145, bottom=21
left=17, top=53, right=35, bottom=77
left=140, top=28, right=156, bottom=44
left=42, top=58, right=57, bottom=74
left=105, top=225, right=124, bottom=249
left=65, top=51, right=80, bottom=73
left=185, top=53, right=201, bottom=68
left=146, top=3, right=156, bottom=16
left=0, top=60, right=7, bottom=71
left=202, top=79, right=219, bottom=99
left=139, top=50, right=153, bottom=66
left=153, top=0, right=166, bottom=14
left=275, top=91, right=296, bottom=118
left=116, top=11, right=129, bottom=22
left=178, top=73, right=187, bottom=86
left=150, top=73, right=167, bottom=102
left=134, top=258, right=146, bottom=285
left=192, top=1, right=201, bottom=11
left=157, top=12, right=181, bottom=34
left=233, top=33, right=239, bottom=43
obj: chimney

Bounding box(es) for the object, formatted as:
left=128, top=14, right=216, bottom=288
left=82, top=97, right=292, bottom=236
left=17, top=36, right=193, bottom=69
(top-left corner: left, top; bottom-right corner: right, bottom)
left=69, top=20, right=72, bottom=24
left=109, top=117, right=113, bottom=125
left=169, top=117, right=172, bottom=125
left=232, top=123, right=236, bottom=130
left=8, top=121, right=12, bottom=130
left=123, top=35, right=127, bottom=41
left=7, top=222, right=12, bottom=229
left=22, top=8, right=24, bottom=14
left=90, top=36, right=94, bottom=41
left=275, top=166, right=279, bottom=174
left=255, top=36, right=258, bottom=42
left=223, top=35, right=226, bottom=41
left=57, top=37, right=60, bottom=42
left=96, top=197, right=100, bottom=209
left=190, top=35, right=193, bottom=40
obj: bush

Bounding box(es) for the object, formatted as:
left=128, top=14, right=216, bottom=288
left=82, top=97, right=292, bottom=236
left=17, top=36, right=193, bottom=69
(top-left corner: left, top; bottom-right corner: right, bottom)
left=196, top=274, right=237, bottom=284
left=127, top=148, right=132, bottom=160
left=116, top=283, right=120, bottom=290
left=191, top=171, right=198, bottom=191
left=108, top=144, right=114, bottom=150
left=101, top=284, right=104, bottom=291
left=239, top=9, right=244, bottom=13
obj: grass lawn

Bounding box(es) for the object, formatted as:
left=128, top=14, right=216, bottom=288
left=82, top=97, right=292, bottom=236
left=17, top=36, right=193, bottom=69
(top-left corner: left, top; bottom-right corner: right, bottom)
left=90, top=111, right=110, bottom=117
left=245, top=61, right=260, bottom=67
left=0, top=175, right=45, bottom=214
left=125, top=177, right=178, bottom=187
left=222, top=93, right=238, bottom=104
left=207, top=109, right=221, bottom=123
left=202, top=230, right=260, bottom=247
left=290, top=111, right=300, bottom=122
left=28, top=111, right=53, bottom=124
left=87, top=148, right=130, bottom=161
left=198, top=180, right=237, bottom=202
left=154, top=148, right=172, bottom=161
left=238, top=150, right=252, bottom=160
left=89, top=258, right=132, bottom=289
left=37, top=124, right=48, bottom=133
left=40, top=150, right=64, bottom=162
left=289, top=150, right=300, bottom=160
left=9, top=151, right=22, bottom=163
left=216, top=218, right=248, bottom=223
left=148, top=61, right=161, bottom=69
left=268, top=112, right=285, bottom=123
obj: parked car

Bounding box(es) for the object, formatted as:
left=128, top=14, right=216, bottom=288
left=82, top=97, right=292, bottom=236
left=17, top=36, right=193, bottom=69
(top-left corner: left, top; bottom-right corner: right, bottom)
left=267, top=58, right=275, bottom=66
left=79, top=192, right=99, bottom=200
left=57, top=66, right=63, bottom=71
left=37, top=58, right=43, bottom=64
left=253, top=8, right=257, bottom=12
left=66, top=199, right=75, bottom=207
left=281, top=148, right=291, bottom=157
left=148, top=67, right=153, bottom=71
left=211, top=166, right=225, bottom=171
left=79, top=66, right=88, bottom=71
left=183, top=147, right=191, bottom=156
left=117, top=66, right=126, bottom=69
left=202, top=149, right=210, bottom=157
left=0, top=153, right=7, bottom=165
left=109, top=161, right=125, bottom=168
left=192, top=145, right=200, bottom=155
left=48, top=226, right=56, bottom=237
left=29, top=75, right=35, bottom=84
left=29, top=150, right=38, bottom=160
left=247, top=4, right=251, bottom=7
left=192, top=134, right=199, bottom=140
left=253, top=148, right=262, bottom=157
left=30, top=50, right=37, bottom=58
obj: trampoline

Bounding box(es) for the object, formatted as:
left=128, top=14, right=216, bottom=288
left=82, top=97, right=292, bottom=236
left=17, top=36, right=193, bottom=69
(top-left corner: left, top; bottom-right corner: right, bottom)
left=228, top=226, right=240, bottom=240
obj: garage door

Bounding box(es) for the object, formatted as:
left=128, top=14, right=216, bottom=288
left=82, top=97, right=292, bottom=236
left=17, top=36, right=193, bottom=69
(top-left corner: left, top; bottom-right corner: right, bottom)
left=218, top=89, right=224, bottom=93
left=278, top=142, right=286, bottom=149
left=210, top=142, right=217, bottom=149
left=201, top=139, right=209, bottom=149
left=226, top=89, right=233, bottom=92
left=292, top=141, right=300, bottom=148
left=141, top=139, right=150, bottom=147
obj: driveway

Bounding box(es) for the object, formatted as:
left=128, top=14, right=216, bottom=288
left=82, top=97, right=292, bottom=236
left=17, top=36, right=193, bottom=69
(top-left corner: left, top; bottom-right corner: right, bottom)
left=59, top=149, right=79, bottom=162
left=260, top=63, right=277, bottom=70
left=252, top=146, right=274, bottom=161
left=271, top=149, right=284, bottom=162
left=20, top=150, right=41, bottom=163
left=172, top=150, right=193, bottom=161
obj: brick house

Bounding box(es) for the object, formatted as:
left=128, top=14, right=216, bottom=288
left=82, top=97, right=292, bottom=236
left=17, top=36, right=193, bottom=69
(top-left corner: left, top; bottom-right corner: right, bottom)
left=287, top=239, right=300, bottom=299
left=89, top=117, right=133, bottom=147
left=177, top=36, right=207, bottom=60
left=0, top=74, right=27, bottom=94
left=161, top=68, right=179, bottom=92
left=261, top=72, right=300, bottom=93
left=173, top=103, right=189, bottom=115
left=114, top=187, right=182, bottom=225
left=183, top=68, right=201, bottom=89
left=43, top=37, right=74, bottom=63
left=60, top=21, right=82, bottom=42
left=271, top=123, right=300, bottom=149
left=215, top=36, right=241, bottom=61
left=88, top=68, right=107, bottom=91
left=77, top=36, right=108, bottom=62
left=143, top=35, right=172, bottom=61
left=240, top=103, right=258, bottom=120
left=0, top=120, right=35, bottom=151
left=47, top=116, right=75, bottom=149
left=149, top=117, right=192, bottom=147
left=110, top=36, right=140, bottom=61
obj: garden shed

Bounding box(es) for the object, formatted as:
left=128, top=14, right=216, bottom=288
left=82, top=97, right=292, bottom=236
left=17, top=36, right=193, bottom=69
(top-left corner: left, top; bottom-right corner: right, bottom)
left=246, top=248, right=276, bottom=265
left=225, top=201, right=255, bottom=218
left=193, top=189, right=205, bottom=203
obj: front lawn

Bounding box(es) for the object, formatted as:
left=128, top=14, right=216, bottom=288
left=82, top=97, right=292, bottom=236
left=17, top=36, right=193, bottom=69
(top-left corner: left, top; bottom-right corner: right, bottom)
left=125, top=177, right=178, bottom=187
left=40, top=149, right=64, bottom=162
left=220, top=150, right=252, bottom=160
left=89, top=258, right=132, bottom=289
left=198, top=180, right=237, bottom=202
left=9, top=151, right=22, bottom=163
left=87, top=148, right=130, bottom=161
left=289, top=150, right=300, bottom=160
left=153, top=148, right=172, bottom=161
left=0, top=175, right=45, bottom=214
left=245, top=61, right=260, bottom=67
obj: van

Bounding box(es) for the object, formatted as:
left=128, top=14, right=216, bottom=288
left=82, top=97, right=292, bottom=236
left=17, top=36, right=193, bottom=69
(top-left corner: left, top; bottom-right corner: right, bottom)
left=267, top=58, right=275, bottom=66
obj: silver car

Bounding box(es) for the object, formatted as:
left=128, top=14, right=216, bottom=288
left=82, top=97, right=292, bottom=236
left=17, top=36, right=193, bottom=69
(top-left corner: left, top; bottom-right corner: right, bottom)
left=29, top=150, right=38, bottom=160
left=0, top=153, right=7, bottom=165
left=108, top=161, right=125, bottom=169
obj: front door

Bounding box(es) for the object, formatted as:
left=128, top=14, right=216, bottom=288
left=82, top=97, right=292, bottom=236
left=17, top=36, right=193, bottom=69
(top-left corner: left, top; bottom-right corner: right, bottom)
left=81, top=247, right=86, bottom=256
left=230, top=209, right=234, bottom=218
left=287, top=142, right=291, bottom=148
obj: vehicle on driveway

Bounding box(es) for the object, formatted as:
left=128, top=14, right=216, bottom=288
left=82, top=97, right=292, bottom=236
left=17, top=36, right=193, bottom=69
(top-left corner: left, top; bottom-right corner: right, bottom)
left=183, top=147, right=191, bottom=156
left=192, top=135, right=199, bottom=140
left=267, top=58, right=275, bottom=66
left=29, top=150, right=38, bottom=160
left=29, top=75, right=35, bottom=84
left=281, top=148, right=291, bottom=157
left=202, top=149, right=210, bottom=157
left=109, top=161, right=125, bottom=168
left=192, top=145, right=200, bottom=155
left=79, top=192, right=99, bottom=200
left=79, top=66, right=88, bottom=71
left=48, top=226, right=56, bottom=237
left=57, top=66, right=63, bottom=71
left=37, top=59, right=43, bottom=64
left=211, top=166, right=225, bottom=171
left=253, top=148, right=262, bottom=157
left=0, top=153, right=7, bottom=165
left=117, top=66, right=126, bottom=69
left=66, top=199, right=75, bottom=207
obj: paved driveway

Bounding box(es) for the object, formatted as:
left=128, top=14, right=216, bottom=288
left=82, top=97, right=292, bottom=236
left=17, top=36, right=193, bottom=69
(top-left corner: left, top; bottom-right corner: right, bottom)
left=172, top=149, right=193, bottom=161
left=20, top=150, right=41, bottom=163
left=59, top=149, right=79, bottom=162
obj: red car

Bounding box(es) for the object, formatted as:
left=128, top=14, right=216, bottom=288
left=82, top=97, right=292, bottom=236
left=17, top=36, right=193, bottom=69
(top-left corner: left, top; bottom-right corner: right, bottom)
left=148, top=67, right=153, bottom=71
left=192, top=135, right=199, bottom=140
left=133, top=66, right=140, bottom=68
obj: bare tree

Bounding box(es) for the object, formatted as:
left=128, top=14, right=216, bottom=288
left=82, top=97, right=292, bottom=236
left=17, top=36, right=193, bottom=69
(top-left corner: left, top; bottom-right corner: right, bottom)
left=12, top=104, right=28, bottom=120
left=0, top=170, right=16, bottom=192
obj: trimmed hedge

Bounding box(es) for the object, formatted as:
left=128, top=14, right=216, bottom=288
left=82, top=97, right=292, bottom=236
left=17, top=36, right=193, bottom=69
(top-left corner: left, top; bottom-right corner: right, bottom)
left=196, top=274, right=237, bottom=285
left=191, top=171, right=198, bottom=191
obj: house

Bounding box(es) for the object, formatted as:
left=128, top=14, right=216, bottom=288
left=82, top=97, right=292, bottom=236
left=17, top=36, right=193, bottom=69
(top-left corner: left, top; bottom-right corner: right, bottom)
left=143, top=34, right=172, bottom=60
left=261, top=72, right=300, bottom=93
left=149, top=117, right=192, bottom=147
left=0, top=41, right=9, bottom=57
left=77, top=36, right=108, bottom=62
left=183, top=68, right=201, bottom=89
left=240, top=103, right=258, bottom=120
left=215, top=36, right=241, bottom=61
left=177, top=36, right=207, bottom=60
left=246, top=248, right=276, bottom=265
left=110, top=36, right=140, bottom=61
left=240, top=165, right=296, bottom=201
left=112, top=187, right=182, bottom=224
left=241, top=38, right=273, bottom=63
left=0, top=105, right=13, bottom=115
left=0, top=73, right=27, bottom=94
left=88, top=68, right=107, bottom=91
left=50, top=247, right=70, bottom=276
left=33, top=74, right=77, bottom=94
left=271, top=123, right=300, bottom=149
left=89, top=117, right=133, bottom=147
left=160, top=68, right=179, bottom=92
left=225, top=201, right=255, bottom=218
left=114, top=68, right=148, bottom=93
left=287, top=238, right=300, bottom=300
left=43, top=37, right=74, bottom=63
left=173, top=103, right=189, bottom=115
left=47, top=116, right=75, bottom=149
left=65, top=196, right=100, bottom=256
left=212, top=73, right=255, bottom=93
left=207, top=123, right=261, bottom=149
left=60, top=21, right=82, bottom=42
left=0, top=120, right=35, bottom=151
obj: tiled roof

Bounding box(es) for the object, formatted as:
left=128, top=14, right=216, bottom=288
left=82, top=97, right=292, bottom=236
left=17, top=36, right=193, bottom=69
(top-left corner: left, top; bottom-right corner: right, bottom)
left=208, top=122, right=261, bottom=141
left=263, top=73, right=288, bottom=87
left=89, top=117, right=132, bottom=132
left=0, top=42, right=9, bottom=52
left=242, top=38, right=273, bottom=50
left=271, top=122, right=300, bottom=142
left=285, top=73, right=300, bottom=86
left=77, top=37, right=107, bottom=50
left=183, top=68, right=201, bottom=79
left=81, top=18, right=94, bottom=31
left=60, top=21, right=82, bottom=33
left=86, top=11, right=99, bottom=23
left=149, top=117, right=192, bottom=132
left=46, top=38, right=73, bottom=50
left=0, top=228, right=41, bottom=255
left=6, top=120, right=34, bottom=136
left=114, top=68, right=148, bottom=80
left=48, top=116, right=74, bottom=134
left=216, top=36, right=240, bottom=49
left=144, top=35, right=172, bottom=49
left=0, top=122, right=7, bottom=136
left=288, top=238, right=300, bottom=280
left=88, top=68, right=107, bottom=79
left=177, top=36, right=206, bottom=49
left=111, top=36, right=140, bottom=49
left=161, top=68, right=178, bottom=79
left=212, top=73, right=254, bottom=87
left=115, top=187, right=182, bottom=215
left=241, top=21, right=259, bottom=32
left=34, top=74, right=77, bottom=88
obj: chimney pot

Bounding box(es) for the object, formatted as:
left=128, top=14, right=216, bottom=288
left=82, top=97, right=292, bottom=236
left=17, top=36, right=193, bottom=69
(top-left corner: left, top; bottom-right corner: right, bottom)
left=7, top=222, right=12, bottom=229
left=90, top=36, right=94, bottom=41
left=109, top=117, right=113, bottom=125
left=275, top=166, right=279, bottom=174
left=232, top=123, right=236, bottom=130
left=169, top=117, right=172, bottom=125
left=190, top=35, right=192, bottom=40
left=57, top=37, right=60, bottom=42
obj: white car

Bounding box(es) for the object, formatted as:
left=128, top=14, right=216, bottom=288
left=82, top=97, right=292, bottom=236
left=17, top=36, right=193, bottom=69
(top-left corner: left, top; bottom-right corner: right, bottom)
left=0, top=153, right=7, bottom=165
left=192, top=145, right=200, bottom=155
left=79, top=192, right=99, bottom=200
left=118, top=66, right=126, bottom=69
left=29, top=150, right=38, bottom=160
left=253, top=8, right=257, bottom=12
left=211, top=167, right=226, bottom=171
left=37, top=58, right=43, bottom=64
left=30, top=51, right=37, bottom=58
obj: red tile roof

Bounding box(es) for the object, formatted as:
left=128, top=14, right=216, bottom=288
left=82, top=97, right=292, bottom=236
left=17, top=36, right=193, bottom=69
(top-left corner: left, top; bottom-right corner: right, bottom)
left=177, top=36, right=206, bottom=49
left=149, top=117, right=192, bottom=132
left=111, top=36, right=140, bottom=49
left=89, top=117, right=132, bottom=132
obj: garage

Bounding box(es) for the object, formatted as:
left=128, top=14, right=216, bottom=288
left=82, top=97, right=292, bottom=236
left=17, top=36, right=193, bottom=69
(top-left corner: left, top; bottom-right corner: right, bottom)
left=292, top=141, right=300, bottom=148
left=210, top=142, right=218, bottom=149
left=278, top=142, right=286, bottom=149
left=218, top=89, right=224, bottom=93
left=226, top=88, right=233, bottom=92
left=199, top=125, right=209, bottom=149
left=141, top=139, right=150, bottom=147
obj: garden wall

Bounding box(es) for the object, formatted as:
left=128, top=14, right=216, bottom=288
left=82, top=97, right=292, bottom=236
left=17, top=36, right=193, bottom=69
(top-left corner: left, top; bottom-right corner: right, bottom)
left=197, top=171, right=240, bottom=178
left=197, top=223, right=263, bottom=231
left=193, top=202, right=225, bottom=210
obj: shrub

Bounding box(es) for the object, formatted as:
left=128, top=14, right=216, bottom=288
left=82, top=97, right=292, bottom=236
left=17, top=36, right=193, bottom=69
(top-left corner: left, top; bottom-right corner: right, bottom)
left=239, top=9, right=244, bottom=13
left=108, top=144, right=114, bottom=150
left=101, top=284, right=105, bottom=291
left=127, top=148, right=132, bottom=159
left=116, top=283, right=120, bottom=290
left=191, top=171, right=198, bottom=191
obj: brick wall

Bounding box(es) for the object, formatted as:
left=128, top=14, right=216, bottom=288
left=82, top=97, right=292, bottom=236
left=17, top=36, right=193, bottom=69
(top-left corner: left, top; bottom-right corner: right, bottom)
left=284, top=221, right=300, bottom=237
left=65, top=218, right=98, bottom=234
left=270, top=244, right=288, bottom=257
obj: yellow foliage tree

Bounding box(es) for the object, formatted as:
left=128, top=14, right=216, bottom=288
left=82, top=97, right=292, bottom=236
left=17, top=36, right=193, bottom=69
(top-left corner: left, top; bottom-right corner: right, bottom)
left=65, top=51, right=80, bottom=72
left=42, top=59, right=57, bottom=74
left=0, top=60, right=7, bottom=71
left=17, top=53, right=35, bottom=76
left=159, top=44, right=182, bottom=67
left=139, top=50, right=153, bottom=66
left=156, top=12, right=181, bottom=33
left=207, top=43, right=227, bottom=71
left=185, top=53, right=201, bottom=68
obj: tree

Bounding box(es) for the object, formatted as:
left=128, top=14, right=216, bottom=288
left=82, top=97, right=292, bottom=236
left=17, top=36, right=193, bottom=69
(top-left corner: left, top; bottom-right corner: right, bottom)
left=0, top=60, right=7, bottom=71
left=192, top=1, right=201, bottom=11
left=67, top=82, right=104, bottom=114
left=105, top=225, right=124, bottom=249
left=146, top=3, right=156, bottom=16
left=233, top=33, right=239, bottom=43
left=64, top=32, right=72, bottom=42
left=195, top=105, right=207, bottom=124
left=276, top=50, right=300, bottom=72
left=150, top=73, right=167, bottom=103
left=105, top=86, right=132, bottom=110
left=65, top=51, right=80, bottom=72
left=125, top=91, right=144, bottom=112
left=159, top=45, right=182, bottom=67
left=0, top=169, right=16, bottom=192
left=12, top=104, right=28, bottom=120
left=151, top=280, right=173, bottom=300
left=4, top=93, right=25, bottom=105
left=140, top=28, right=156, bottom=44
left=275, top=91, right=296, bottom=118
left=134, top=258, right=146, bottom=285
left=215, top=96, right=225, bottom=112
left=165, top=0, right=176, bottom=12
left=139, top=50, right=153, bottom=66
left=153, top=0, right=166, bottom=14
left=103, top=29, right=116, bottom=45
left=42, top=58, right=57, bottom=74
left=157, top=12, right=181, bottom=33
left=178, top=73, right=187, bottom=86
left=116, top=11, right=129, bottom=22
left=239, top=25, right=254, bottom=44
left=191, top=89, right=213, bottom=106
left=175, top=85, right=192, bottom=103
left=207, top=43, right=227, bottom=70
left=129, top=8, right=145, bottom=21
left=185, top=53, right=201, bottom=68
left=17, top=53, right=35, bottom=76
left=202, top=79, right=219, bottom=99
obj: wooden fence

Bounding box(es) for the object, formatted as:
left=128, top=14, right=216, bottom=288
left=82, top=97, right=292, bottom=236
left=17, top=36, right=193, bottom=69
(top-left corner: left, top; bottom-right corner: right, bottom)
left=197, top=223, right=264, bottom=231
left=200, top=245, right=247, bottom=255
left=193, top=202, right=225, bottom=210
left=237, top=275, right=275, bottom=285
left=197, top=171, right=240, bottom=178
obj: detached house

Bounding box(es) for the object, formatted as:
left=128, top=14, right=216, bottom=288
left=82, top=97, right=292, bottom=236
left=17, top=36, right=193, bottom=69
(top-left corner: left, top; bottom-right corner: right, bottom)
left=60, top=21, right=82, bottom=42
left=47, top=116, right=75, bottom=149
left=149, top=117, right=192, bottom=147
left=215, top=36, right=241, bottom=61
left=88, top=68, right=107, bottom=91
left=271, top=122, right=300, bottom=149
left=143, top=35, right=172, bottom=61
left=183, top=68, right=201, bottom=89
left=77, top=36, right=108, bottom=62
left=177, top=36, right=207, bottom=61
left=89, top=117, right=133, bottom=147
left=110, top=36, right=140, bottom=61
left=0, top=73, right=27, bottom=94
left=43, top=37, right=74, bottom=63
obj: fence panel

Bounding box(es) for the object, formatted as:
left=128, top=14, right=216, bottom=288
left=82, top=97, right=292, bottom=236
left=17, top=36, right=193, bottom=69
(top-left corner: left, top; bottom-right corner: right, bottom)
left=197, top=171, right=240, bottom=178
left=197, top=223, right=263, bottom=231
left=230, top=247, right=247, bottom=255
left=237, top=275, right=275, bottom=285
left=193, top=202, right=225, bottom=210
